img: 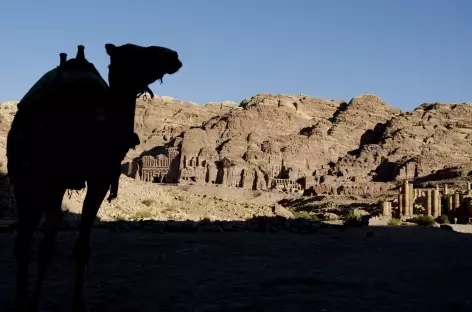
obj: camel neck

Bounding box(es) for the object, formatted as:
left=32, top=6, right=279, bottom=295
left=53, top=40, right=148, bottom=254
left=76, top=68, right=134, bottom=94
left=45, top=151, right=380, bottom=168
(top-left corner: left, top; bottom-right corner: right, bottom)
left=109, top=86, right=138, bottom=134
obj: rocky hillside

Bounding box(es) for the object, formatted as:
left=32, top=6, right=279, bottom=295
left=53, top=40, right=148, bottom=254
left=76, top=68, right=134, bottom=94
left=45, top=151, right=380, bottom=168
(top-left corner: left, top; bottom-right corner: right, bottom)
left=1, top=93, right=472, bottom=216
left=0, top=101, right=18, bottom=172
left=156, top=94, right=399, bottom=190
left=131, top=96, right=237, bottom=159
left=333, top=102, right=472, bottom=183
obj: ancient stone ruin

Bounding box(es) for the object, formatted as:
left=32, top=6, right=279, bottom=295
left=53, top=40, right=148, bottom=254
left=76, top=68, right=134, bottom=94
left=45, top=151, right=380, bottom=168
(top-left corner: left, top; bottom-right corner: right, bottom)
left=120, top=145, right=396, bottom=197
left=380, top=180, right=472, bottom=224
left=121, top=148, right=307, bottom=194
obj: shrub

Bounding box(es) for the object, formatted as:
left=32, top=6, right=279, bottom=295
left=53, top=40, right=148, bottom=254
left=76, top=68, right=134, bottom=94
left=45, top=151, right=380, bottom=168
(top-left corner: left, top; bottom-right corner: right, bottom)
left=319, top=212, right=339, bottom=221
left=436, top=214, right=450, bottom=224
left=343, top=210, right=363, bottom=227
left=388, top=218, right=402, bottom=226
left=292, top=211, right=320, bottom=221
left=141, top=199, right=155, bottom=207
left=411, top=215, right=435, bottom=226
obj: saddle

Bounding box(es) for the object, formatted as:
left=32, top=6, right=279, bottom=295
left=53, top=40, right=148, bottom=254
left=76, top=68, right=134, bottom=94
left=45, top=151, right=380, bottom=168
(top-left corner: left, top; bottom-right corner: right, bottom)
left=7, top=46, right=137, bottom=195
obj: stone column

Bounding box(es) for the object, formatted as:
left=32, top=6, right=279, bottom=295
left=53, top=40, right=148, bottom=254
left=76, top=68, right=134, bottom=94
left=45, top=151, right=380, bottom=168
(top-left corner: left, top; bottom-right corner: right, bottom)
left=398, top=194, right=404, bottom=218
left=468, top=182, right=472, bottom=192
left=459, top=193, right=465, bottom=217
left=451, top=193, right=457, bottom=217
left=223, top=168, right=229, bottom=185
left=432, top=188, right=440, bottom=217
left=425, top=189, right=432, bottom=216
left=444, top=185, right=448, bottom=195
left=437, top=186, right=442, bottom=217
left=410, top=183, right=415, bottom=216
left=447, top=195, right=454, bottom=219
left=454, top=193, right=462, bottom=218
left=381, top=201, right=390, bottom=217
left=403, top=180, right=410, bottom=217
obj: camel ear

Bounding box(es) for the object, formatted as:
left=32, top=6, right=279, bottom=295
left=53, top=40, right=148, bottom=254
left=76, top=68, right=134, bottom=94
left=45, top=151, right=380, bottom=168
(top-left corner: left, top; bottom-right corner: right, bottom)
left=105, top=43, right=116, bottom=56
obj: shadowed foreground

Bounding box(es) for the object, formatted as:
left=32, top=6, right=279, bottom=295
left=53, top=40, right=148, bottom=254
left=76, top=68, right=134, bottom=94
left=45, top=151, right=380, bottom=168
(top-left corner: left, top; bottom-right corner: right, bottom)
left=1, top=225, right=472, bottom=311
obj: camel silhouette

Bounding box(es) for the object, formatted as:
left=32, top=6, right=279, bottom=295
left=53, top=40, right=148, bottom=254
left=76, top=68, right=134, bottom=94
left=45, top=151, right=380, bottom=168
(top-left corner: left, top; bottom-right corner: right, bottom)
left=6, top=43, right=182, bottom=311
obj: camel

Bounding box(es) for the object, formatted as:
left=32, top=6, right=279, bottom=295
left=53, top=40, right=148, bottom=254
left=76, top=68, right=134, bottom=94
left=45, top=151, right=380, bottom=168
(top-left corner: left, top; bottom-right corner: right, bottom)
left=6, top=43, right=182, bottom=311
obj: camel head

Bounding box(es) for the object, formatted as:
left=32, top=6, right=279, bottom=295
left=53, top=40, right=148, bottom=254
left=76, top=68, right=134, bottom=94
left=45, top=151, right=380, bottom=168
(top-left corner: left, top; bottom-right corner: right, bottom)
left=105, top=43, right=182, bottom=97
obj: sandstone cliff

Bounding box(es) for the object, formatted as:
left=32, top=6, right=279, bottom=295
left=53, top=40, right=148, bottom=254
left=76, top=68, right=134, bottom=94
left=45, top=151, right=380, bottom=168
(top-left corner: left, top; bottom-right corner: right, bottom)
left=1, top=94, right=472, bottom=201
left=164, top=93, right=402, bottom=193
left=131, top=96, right=237, bottom=159
left=333, top=102, right=472, bottom=184
left=0, top=101, right=18, bottom=173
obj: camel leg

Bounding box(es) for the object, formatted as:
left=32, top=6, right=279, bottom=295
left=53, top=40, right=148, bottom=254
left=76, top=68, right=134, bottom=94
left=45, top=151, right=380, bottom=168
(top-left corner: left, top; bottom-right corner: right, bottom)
left=12, top=183, right=42, bottom=312
left=72, top=179, right=109, bottom=312
left=29, top=187, right=66, bottom=311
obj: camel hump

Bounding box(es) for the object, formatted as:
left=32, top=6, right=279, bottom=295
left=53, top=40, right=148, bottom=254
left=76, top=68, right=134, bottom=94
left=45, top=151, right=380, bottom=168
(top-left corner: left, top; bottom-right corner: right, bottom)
left=18, top=45, right=109, bottom=111
left=8, top=45, right=112, bottom=187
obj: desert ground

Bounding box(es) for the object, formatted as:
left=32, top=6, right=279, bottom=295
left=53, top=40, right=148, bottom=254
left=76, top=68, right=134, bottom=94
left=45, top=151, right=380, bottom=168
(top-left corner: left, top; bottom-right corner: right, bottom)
left=1, top=225, right=472, bottom=312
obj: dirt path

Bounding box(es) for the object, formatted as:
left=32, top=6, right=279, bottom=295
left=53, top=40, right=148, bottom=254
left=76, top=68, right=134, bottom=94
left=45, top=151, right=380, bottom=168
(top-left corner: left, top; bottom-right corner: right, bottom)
left=1, top=226, right=472, bottom=311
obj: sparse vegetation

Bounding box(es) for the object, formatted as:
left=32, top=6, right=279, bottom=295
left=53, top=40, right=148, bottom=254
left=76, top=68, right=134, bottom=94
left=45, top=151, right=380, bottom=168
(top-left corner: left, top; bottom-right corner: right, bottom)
left=436, top=214, right=450, bottom=224
left=292, top=210, right=320, bottom=221
left=131, top=209, right=154, bottom=220
left=319, top=212, right=339, bottom=221
left=141, top=199, right=155, bottom=207
left=388, top=218, right=402, bottom=226
left=343, top=210, right=363, bottom=227
left=410, top=215, right=436, bottom=226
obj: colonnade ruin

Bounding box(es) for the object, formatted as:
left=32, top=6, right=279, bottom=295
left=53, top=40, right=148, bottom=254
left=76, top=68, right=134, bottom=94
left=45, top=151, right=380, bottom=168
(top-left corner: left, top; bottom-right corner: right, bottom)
left=380, top=180, right=472, bottom=223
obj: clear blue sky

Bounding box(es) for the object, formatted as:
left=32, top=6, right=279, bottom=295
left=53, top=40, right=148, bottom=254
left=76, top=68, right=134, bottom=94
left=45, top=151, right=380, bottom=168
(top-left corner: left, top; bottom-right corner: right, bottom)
left=1, top=0, right=470, bottom=110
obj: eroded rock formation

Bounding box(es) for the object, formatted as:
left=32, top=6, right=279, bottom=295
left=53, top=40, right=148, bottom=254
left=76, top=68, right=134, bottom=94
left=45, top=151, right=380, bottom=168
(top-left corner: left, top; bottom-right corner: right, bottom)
left=2, top=94, right=472, bottom=197
left=120, top=93, right=403, bottom=195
